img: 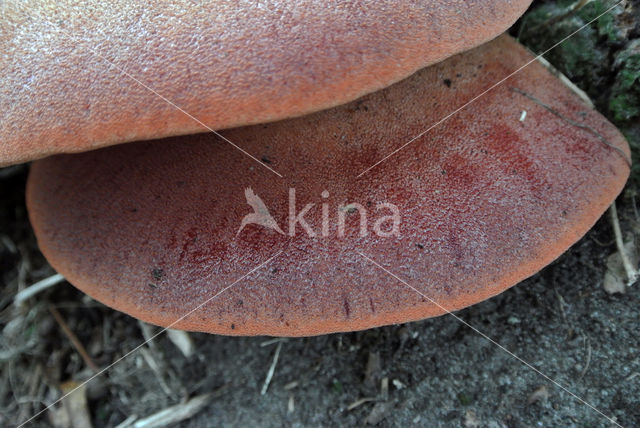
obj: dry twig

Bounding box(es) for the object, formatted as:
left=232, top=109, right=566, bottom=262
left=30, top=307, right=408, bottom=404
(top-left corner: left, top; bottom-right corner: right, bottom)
left=261, top=340, right=283, bottom=395
left=610, top=202, right=639, bottom=286
left=48, top=306, right=99, bottom=372
left=14, top=274, right=65, bottom=305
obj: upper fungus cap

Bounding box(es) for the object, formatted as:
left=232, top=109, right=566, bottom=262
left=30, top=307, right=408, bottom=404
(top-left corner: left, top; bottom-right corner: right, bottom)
left=26, top=36, right=630, bottom=336
left=1, top=0, right=533, bottom=166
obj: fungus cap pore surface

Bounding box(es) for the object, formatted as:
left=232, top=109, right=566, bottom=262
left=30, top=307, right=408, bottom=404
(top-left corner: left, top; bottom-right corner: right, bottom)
left=0, top=0, right=534, bottom=165
left=27, top=36, right=630, bottom=336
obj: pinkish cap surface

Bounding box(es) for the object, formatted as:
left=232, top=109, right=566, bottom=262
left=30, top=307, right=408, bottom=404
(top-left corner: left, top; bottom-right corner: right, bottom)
left=27, top=36, right=630, bottom=336
left=2, top=0, right=533, bottom=165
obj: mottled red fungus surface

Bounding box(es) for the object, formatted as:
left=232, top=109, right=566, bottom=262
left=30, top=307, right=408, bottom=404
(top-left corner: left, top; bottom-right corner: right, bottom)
left=1, top=0, right=533, bottom=166
left=27, top=36, right=630, bottom=336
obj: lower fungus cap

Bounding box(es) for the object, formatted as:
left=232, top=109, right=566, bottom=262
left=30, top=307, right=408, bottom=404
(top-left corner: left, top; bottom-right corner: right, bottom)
left=27, top=36, right=630, bottom=336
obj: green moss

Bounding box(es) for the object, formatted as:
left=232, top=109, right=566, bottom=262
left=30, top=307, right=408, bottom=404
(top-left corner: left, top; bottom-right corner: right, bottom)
left=519, top=4, right=608, bottom=97
left=457, top=391, right=473, bottom=406
left=577, top=0, right=622, bottom=41
left=331, top=379, right=343, bottom=394
left=609, top=44, right=640, bottom=122
left=610, top=92, right=640, bottom=123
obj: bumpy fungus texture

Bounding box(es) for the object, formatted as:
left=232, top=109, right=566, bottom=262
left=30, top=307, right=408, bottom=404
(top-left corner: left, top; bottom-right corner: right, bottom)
left=27, top=36, right=630, bottom=336
left=0, top=0, right=533, bottom=166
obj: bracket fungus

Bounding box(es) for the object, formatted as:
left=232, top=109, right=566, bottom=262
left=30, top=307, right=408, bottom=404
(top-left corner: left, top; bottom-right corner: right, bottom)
left=0, top=0, right=533, bottom=166
left=26, top=36, right=630, bottom=336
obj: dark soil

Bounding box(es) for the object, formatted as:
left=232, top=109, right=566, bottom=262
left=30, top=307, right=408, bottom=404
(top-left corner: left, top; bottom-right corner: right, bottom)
left=1, top=1, right=639, bottom=427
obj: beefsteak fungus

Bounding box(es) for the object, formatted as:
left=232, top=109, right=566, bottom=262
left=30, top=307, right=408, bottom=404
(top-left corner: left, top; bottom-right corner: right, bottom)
left=26, top=36, right=630, bottom=336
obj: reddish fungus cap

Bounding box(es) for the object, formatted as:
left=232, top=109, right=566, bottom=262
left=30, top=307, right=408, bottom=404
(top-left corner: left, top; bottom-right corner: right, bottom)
left=1, top=0, right=533, bottom=166
left=27, top=36, right=630, bottom=336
